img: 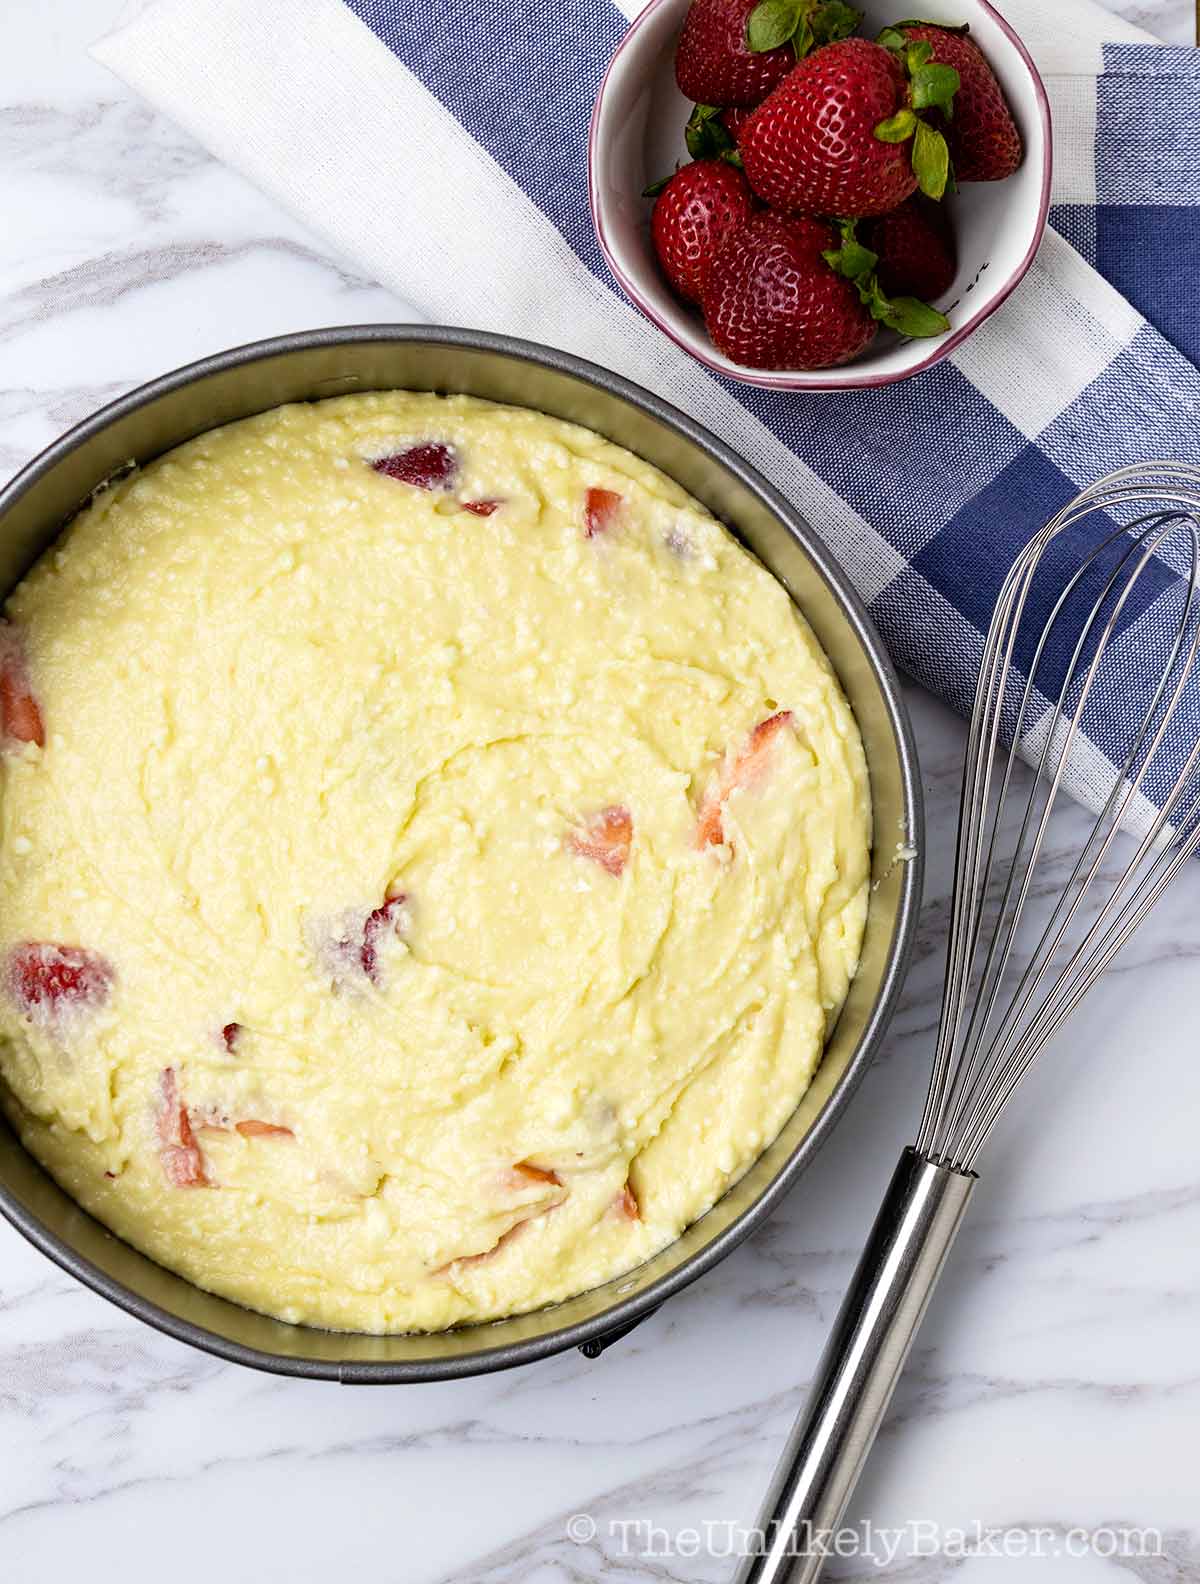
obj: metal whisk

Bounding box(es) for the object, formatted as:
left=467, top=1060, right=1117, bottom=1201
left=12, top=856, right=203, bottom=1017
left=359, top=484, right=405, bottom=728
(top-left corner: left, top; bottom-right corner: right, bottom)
left=738, top=463, right=1200, bottom=1584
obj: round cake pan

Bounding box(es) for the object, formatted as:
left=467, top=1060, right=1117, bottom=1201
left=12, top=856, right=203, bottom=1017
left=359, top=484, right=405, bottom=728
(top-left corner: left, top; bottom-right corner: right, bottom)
left=0, top=326, right=922, bottom=1382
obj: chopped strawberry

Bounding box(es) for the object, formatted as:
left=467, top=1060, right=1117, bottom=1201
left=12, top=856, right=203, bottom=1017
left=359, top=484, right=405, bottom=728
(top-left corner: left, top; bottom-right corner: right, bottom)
left=235, top=1119, right=294, bottom=1140
left=566, top=805, right=633, bottom=877
left=316, top=891, right=410, bottom=991
left=221, top=1021, right=242, bottom=1053
left=192, top=1113, right=232, bottom=1136
left=360, top=893, right=408, bottom=985
left=156, top=1068, right=210, bottom=1188
left=0, top=673, right=44, bottom=747
left=584, top=487, right=623, bottom=538
left=614, top=1181, right=641, bottom=1220
left=508, top=1161, right=562, bottom=1189
left=6, top=942, right=113, bottom=1020
left=438, top=1219, right=529, bottom=1274
left=461, top=499, right=501, bottom=517
left=696, top=709, right=794, bottom=848
left=371, top=442, right=458, bottom=490
left=0, top=624, right=45, bottom=748
left=437, top=1188, right=567, bottom=1274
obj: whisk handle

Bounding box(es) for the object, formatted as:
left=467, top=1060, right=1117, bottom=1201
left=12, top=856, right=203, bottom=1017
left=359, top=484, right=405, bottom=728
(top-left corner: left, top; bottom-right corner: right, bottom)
left=733, top=1147, right=976, bottom=1584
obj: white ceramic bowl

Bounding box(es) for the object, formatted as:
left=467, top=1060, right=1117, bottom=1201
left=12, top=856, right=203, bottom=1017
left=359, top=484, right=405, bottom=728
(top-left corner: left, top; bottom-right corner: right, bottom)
left=589, top=0, right=1052, bottom=390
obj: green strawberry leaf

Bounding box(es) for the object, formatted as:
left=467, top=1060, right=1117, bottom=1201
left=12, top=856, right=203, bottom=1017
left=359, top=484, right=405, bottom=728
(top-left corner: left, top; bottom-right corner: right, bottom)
left=822, top=222, right=879, bottom=283
left=911, top=116, right=950, bottom=198
left=874, top=107, right=917, bottom=143
left=891, top=17, right=970, bottom=32
left=746, top=0, right=806, bottom=51
left=910, top=60, right=960, bottom=116
left=876, top=25, right=907, bottom=51
left=746, top=0, right=860, bottom=55
left=685, top=103, right=736, bottom=160
left=720, top=147, right=745, bottom=168
left=811, top=0, right=862, bottom=45
left=825, top=232, right=950, bottom=340
left=905, top=39, right=932, bottom=69
left=871, top=288, right=951, bottom=337
left=642, top=170, right=676, bottom=198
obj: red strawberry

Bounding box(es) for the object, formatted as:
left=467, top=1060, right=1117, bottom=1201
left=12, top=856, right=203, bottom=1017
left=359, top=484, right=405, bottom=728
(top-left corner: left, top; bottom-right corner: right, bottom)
left=677, top=0, right=862, bottom=107
left=740, top=35, right=960, bottom=214
left=436, top=1188, right=566, bottom=1274
left=702, top=216, right=876, bottom=370
left=360, top=893, right=408, bottom=985
left=221, top=1021, right=242, bottom=1053
left=651, top=160, right=755, bottom=305
left=898, top=24, right=1022, bottom=181
left=613, top=1181, right=641, bottom=1220
left=157, top=1068, right=211, bottom=1188
left=584, top=487, right=623, bottom=537
left=863, top=196, right=956, bottom=300
left=235, top=1119, right=294, bottom=1140
left=507, top=1161, right=563, bottom=1190
left=566, top=805, right=634, bottom=877
left=314, top=892, right=409, bottom=991
left=0, top=623, right=45, bottom=749
left=6, top=942, right=113, bottom=1021
left=696, top=710, right=795, bottom=847
left=676, top=0, right=797, bottom=107
left=721, top=106, right=753, bottom=141
left=189, top=1102, right=294, bottom=1141
left=371, top=442, right=457, bottom=490
left=461, top=498, right=502, bottom=516
left=739, top=39, right=907, bottom=215
left=436, top=1220, right=528, bottom=1274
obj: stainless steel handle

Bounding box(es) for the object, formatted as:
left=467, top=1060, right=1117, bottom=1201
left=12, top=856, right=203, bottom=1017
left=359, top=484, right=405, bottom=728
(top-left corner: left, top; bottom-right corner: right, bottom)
left=734, top=1147, right=976, bottom=1584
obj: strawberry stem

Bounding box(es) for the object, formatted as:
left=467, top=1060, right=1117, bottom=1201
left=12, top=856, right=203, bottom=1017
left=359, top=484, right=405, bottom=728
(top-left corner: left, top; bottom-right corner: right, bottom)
left=822, top=220, right=950, bottom=338
left=911, top=118, right=950, bottom=199
left=685, top=103, right=739, bottom=162
left=873, top=26, right=959, bottom=199
left=746, top=0, right=861, bottom=57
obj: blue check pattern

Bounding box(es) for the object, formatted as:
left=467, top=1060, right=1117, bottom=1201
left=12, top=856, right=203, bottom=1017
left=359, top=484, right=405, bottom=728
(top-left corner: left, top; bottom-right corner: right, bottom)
left=348, top=0, right=1200, bottom=816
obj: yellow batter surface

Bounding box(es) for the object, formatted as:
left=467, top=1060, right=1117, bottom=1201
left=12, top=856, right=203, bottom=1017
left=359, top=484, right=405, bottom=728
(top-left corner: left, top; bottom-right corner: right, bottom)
left=0, top=393, right=870, bottom=1333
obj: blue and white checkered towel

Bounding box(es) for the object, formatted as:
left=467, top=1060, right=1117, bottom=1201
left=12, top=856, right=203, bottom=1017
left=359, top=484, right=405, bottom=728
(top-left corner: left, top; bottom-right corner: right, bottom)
left=94, top=0, right=1200, bottom=823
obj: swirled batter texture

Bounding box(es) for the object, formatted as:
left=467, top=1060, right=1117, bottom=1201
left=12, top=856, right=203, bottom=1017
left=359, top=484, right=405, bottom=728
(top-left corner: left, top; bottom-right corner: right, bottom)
left=0, top=393, right=869, bottom=1332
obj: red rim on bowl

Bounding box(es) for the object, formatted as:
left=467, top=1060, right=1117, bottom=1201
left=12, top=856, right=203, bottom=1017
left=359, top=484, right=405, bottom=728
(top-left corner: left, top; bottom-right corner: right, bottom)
left=588, top=0, right=1053, bottom=390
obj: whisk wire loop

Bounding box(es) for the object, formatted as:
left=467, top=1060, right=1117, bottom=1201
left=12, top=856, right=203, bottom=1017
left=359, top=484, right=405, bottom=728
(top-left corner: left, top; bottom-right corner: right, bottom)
left=916, top=467, right=1200, bottom=1171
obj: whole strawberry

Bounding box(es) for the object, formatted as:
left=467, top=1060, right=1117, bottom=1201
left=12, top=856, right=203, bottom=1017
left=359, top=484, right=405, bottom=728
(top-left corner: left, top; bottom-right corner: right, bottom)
left=894, top=24, right=1022, bottom=180
left=651, top=160, right=756, bottom=304
left=676, top=0, right=861, bottom=107
left=721, top=106, right=753, bottom=141
left=677, top=0, right=797, bottom=107
left=863, top=196, right=956, bottom=300
left=739, top=35, right=959, bottom=215
left=702, top=214, right=877, bottom=369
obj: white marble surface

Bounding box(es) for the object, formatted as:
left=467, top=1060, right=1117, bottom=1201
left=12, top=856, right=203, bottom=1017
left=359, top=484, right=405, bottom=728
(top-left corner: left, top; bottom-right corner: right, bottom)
left=2, top=2, right=1198, bottom=1580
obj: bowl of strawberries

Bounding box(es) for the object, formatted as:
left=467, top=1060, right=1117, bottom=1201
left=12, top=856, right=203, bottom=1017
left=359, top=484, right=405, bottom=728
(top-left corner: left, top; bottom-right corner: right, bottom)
left=589, top=0, right=1051, bottom=387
